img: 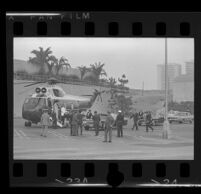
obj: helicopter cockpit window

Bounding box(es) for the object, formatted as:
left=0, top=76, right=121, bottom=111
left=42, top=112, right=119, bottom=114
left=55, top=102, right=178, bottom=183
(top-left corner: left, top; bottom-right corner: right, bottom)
left=52, top=88, right=65, bottom=97
left=24, top=98, right=46, bottom=109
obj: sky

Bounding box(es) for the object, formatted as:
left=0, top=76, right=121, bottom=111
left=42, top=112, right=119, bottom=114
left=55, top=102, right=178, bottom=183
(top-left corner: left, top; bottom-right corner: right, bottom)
left=14, top=38, right=194, bottom=90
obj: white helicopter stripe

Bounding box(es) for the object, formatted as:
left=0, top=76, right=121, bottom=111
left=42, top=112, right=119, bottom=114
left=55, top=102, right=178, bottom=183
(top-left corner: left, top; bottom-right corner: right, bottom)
left=54, top=95, right=90, bottom=102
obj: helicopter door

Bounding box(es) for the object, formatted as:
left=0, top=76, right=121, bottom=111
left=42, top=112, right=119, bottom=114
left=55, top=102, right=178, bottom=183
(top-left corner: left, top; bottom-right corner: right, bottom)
left=47, top=98, right=52, bottom=110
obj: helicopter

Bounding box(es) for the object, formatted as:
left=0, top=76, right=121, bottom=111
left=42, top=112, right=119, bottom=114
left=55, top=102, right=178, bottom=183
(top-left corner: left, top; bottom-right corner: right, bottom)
left=15, top=77, right=106, bottom=127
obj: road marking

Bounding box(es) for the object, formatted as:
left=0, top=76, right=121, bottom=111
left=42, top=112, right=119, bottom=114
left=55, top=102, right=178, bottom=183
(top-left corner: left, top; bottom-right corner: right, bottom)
left=47, top=130, right=68, bottom=139
left=14, top=129, right=23, bottom=139
left=18, top=129, right=30, bottom=139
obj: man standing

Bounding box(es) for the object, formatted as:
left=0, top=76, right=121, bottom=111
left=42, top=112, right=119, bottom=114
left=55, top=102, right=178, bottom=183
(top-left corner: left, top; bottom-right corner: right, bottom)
left=77, top=110, right=84, bottom=135
left=61, top=105, right=66, bottom=126
left=68, top=110, right=73, bottom=135
left=130, top=110, right=139, bottom=130
left=86, top=109, right=93, bottom=119
left=116, top=110, right=124, bottom=137
left=103, top=111, right=115, bottom=143
left=40, top=108, right=51, bottom=137
left=71, top=111, right=78, bottom=136
left=51, top=109, right=57, bottom=129
left=53, top=100, right=59, bottom=127
left=145, top=111, right=154, bottom=132
left=93, top=111, right=100, bottom=136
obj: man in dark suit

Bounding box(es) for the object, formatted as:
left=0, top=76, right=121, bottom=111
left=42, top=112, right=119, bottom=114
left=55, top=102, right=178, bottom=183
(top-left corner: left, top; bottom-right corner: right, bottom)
left=93, top=111, right=100, bottom=136
left=145, top=111, right=154, bottom=132
left=116, top=110, right=124, bottom=137
left=77, top=110, right=84, bottom=135
left=86, top=109, right=93, bottom=119
left=103, top=111, right=115, bottom=143
left=130, top=110, right=139, bottom=130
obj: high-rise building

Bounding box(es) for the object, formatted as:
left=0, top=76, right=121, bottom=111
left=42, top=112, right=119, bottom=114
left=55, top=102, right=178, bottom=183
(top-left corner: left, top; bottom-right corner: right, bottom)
left=157, top=63, right=182, bottom=90
left=172, top=60, right=194, bottom=102
left=172, top=74, right=194, bottom=102
left=185, top=60, right=194, bottom=76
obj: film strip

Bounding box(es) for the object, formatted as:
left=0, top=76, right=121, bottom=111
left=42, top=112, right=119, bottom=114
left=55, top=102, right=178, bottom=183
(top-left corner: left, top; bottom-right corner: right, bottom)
left=6, top=12, right=201, bottom=188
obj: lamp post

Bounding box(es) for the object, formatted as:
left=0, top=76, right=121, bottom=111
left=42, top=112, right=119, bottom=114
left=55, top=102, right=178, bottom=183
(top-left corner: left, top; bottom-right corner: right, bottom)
left=142, top=81, right=144, bottom=96
left=162, top=38, right=171, bottom=139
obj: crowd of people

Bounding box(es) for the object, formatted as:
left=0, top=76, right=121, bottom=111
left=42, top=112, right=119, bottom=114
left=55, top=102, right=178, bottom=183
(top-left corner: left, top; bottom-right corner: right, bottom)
left=40, top=100, right=155, bottom=142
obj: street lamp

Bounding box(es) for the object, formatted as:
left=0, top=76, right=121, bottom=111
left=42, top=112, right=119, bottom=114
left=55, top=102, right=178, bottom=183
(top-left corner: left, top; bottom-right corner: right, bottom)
left=162, top=38, right=171, bottom=139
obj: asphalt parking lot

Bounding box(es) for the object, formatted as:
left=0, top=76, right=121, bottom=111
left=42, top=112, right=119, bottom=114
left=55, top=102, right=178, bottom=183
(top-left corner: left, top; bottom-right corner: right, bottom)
left=13, top=118, right=194, bottom=160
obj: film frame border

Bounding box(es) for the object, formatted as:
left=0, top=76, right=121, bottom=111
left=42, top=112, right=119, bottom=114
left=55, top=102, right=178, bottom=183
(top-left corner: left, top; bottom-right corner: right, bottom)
left=6, top=11, right=201, bottom=187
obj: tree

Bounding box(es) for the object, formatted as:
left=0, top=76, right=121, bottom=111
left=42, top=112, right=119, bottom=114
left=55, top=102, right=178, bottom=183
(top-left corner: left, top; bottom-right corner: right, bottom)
left=78, top=66, right=90, bottom=80
left=47, top=55, right=57, bottom=75
left=54, top=57, right=71, bottom=75
left=89, top=62, right=107, bottom=82
left=28, top=47, right=52, bottom=74
left=115, top=94, right=133, bottom=114
left=108, top=77, right=117, bottom=87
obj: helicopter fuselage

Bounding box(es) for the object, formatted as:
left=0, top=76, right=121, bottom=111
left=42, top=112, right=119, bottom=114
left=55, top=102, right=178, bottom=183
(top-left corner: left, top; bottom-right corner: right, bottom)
left=22, top=85, right=93, bottom=124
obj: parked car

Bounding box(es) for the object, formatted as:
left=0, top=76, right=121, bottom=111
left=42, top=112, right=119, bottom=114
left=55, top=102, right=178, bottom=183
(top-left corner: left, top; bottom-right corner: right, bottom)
left=83, top=113, right=107, bottom=131
left=138, top=117, right=164, bottom=126
left=168, top=111, right=193, bottom=124
left=83, top=113, right=128, bottom=131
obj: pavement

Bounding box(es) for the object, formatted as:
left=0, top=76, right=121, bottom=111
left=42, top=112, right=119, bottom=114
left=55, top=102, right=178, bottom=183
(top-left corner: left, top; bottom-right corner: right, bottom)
left=13, top=118, right=194, bottom=160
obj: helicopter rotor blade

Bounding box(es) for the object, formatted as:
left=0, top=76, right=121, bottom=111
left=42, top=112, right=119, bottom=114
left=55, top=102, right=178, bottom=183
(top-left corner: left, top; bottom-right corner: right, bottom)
left=24, top=82, right=44, bottom=87
left=14, top=81, right=37, bottom=85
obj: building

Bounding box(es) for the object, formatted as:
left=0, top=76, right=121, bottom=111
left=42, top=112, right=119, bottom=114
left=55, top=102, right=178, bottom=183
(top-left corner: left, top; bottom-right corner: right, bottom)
left=157, top=63, right=182, bottom=90
left=185, top=60, right=194, bottom=76
left=172, top=74, right=194, bottom=102
left=172, top=60, right=194, bottom=102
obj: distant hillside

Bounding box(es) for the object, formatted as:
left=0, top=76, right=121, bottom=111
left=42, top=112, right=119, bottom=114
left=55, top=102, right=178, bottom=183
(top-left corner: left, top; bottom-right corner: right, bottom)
left=129, top=88, right=165, bottom=96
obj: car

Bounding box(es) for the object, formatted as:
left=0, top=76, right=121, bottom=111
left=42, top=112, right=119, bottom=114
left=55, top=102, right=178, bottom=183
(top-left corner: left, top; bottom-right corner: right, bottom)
left=83, top=114, right=107, bottom=131
left=83, top=113, right=128, bottom=131
left=138, top=117, right=164, bottom=126
left=168, top=111, right=193, bottom=124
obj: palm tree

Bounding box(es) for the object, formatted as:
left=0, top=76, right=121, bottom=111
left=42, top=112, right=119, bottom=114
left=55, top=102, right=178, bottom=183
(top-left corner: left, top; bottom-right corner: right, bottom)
left=54, top=57, right=71, bottom=75
left=108, top=77, right=117, bottom=87
left=89, top=62, right=107, bottom=81
left=78, top=66, right=89, bottom=80
left=28, top=47, right=52, bottom=74
left=47, top=55, right=57, bottom=75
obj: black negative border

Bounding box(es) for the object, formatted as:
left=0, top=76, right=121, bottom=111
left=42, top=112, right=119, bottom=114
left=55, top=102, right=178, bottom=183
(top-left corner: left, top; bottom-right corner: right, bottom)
left=6, top=12, right=201, bottom=187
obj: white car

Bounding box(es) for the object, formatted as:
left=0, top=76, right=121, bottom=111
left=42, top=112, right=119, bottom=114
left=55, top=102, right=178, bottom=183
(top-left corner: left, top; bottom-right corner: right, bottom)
left=168, top=111, right=193, bottom=124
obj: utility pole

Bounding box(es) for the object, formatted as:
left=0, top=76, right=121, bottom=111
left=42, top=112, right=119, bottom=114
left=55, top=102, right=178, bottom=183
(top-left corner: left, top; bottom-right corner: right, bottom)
left=142, top=81, right=144, bottom=96
left=162, top=38, right=171, bottom=139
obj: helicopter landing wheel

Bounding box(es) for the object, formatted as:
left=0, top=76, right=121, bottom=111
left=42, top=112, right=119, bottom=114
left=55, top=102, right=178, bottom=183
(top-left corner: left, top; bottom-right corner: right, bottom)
left=25, top=121, right=28, bottom=127
left=25, top=121, right=32, bottom=127
left=28, top=121, right=32, bottom=127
